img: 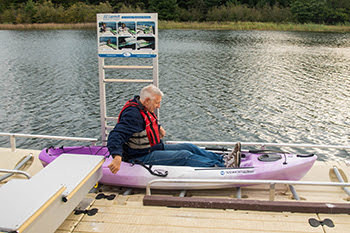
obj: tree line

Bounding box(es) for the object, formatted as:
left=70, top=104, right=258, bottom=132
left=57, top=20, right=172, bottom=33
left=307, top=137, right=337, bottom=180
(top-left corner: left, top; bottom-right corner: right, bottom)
left=0, top=0, right=349, bottom=25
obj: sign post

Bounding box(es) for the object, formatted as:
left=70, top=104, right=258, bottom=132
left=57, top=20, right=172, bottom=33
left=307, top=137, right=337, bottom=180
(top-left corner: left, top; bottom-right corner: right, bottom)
left=97, top=13, right=159, bottom=145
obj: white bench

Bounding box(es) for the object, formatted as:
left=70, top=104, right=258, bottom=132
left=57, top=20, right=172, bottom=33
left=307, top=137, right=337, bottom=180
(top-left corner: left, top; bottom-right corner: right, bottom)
left=0, top=153, right=104, bottom=233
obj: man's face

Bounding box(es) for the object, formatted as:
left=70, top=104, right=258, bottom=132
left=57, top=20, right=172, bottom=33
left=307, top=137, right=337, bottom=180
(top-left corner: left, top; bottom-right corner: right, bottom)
left=144, top=94, right=162, bottom=113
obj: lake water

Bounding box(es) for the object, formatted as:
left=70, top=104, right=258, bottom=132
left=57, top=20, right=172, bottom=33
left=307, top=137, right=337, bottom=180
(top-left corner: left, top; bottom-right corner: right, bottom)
left=0, top=29, right=349, bottom=160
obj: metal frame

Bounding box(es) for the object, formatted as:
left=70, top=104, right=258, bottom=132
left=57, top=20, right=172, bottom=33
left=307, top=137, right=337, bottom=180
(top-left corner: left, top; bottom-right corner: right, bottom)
left=146, top=178, right=350, bottom=201
left=0, top=169, right=32, bottom=179
left=0, top=132, right=98, bottom=152
left=333, top=165, right=350, bottom=196
left=0, top=154, right=33, bottom=182
left=166, top=140, right=350, bottom=150
left=98, top=56, right=159, bottom=146
left=98, top=55, right=159, bottom=144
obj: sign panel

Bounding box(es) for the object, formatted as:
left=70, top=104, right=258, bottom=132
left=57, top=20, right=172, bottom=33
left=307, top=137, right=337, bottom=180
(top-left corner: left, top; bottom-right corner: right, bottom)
left=97, top=13, right=158, bottom=58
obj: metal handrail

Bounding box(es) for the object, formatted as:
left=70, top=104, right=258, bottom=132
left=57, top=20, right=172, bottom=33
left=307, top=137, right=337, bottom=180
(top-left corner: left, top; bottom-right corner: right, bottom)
left=0, top=154, right=33, bottom=182
left=0, top=169, right=32, bottom=179
left=166, top=140, right=350, bottom=150
left=0, top=132, right=99, bottom=152
left=145, top=178, right=350, bottom=200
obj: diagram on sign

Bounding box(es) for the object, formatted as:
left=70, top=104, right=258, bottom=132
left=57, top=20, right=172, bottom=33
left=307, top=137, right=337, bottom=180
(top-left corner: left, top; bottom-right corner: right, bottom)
left=97, top=14, right=157, bottom=56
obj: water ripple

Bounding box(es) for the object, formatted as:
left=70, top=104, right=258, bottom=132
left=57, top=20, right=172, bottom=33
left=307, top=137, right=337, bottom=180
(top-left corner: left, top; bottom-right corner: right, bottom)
left=0, top=30, right=349, bottom=160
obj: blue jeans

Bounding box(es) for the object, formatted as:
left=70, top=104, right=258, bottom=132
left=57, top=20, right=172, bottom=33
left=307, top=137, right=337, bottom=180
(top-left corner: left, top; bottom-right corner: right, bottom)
left=132, top=143, right=224, bottom=167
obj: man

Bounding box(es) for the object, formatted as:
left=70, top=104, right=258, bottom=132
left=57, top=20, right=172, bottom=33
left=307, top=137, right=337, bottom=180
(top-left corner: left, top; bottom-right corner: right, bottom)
left=107, top=84, right=241, bottom=174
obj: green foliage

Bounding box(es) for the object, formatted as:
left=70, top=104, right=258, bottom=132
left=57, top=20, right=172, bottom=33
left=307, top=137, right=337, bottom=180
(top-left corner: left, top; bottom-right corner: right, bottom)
left=65, top=2, right=94, bottom=23
left=1, top=7, right=18, bottom=24
left=291, top=0, right=325, bottom=23
left=33, top=0, right=64, bottom=23
left=24, top=0, right=37, bottom=22
left=95, top=2, right=115, bottom=14
left=260, top=3, right=293, bottom=22
left=149, top=0, right=178, bottom=20
left=291, top=0, right=349, bottom=24
left=0, top=0, right=348, bottom=25
left=178, top=7, right=204, bottom=21
left=0, top=0, right=114, bottom=24
left=117, top=4, right=145, bottom=13
left=207, top=2, right=292, bottom=22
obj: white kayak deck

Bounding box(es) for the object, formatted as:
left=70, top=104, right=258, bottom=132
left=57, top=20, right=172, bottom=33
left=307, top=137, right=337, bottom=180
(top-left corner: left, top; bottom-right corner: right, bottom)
left=0, top=147, right=349, bottom=233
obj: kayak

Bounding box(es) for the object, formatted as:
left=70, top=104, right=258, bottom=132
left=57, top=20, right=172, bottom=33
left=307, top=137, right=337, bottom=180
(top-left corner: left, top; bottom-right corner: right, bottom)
left=107, top=43, right=117, bottom=50
left=39, top=145, right=317, bottom=189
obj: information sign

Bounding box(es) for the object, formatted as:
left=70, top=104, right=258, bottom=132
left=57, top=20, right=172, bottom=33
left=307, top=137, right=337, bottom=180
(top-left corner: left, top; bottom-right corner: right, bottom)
left=97, top=13, right=158, bottom=58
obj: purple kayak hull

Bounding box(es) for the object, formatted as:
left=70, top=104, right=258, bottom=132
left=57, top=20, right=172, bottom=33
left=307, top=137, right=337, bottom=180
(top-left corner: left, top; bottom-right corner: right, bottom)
left=39, top=146, right=317, bottom=189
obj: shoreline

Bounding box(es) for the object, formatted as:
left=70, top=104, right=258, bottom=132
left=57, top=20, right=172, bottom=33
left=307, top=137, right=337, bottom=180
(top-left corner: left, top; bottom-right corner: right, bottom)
left=0, top=21, right=350, bottom=32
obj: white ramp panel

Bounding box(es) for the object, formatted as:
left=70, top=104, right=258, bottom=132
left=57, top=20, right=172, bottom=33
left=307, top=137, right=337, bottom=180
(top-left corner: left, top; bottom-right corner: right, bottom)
left=0, top=179, right=65, bottom=232
left=0, top=154, right=104, bottom=233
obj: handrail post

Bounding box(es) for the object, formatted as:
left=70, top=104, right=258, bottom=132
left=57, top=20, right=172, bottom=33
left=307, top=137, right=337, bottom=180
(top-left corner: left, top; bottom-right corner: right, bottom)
left=260, top=144, right=266, bottom=150
left=146, top=182, right=152, bottom=195
left=333, top=166, right=350, bottom=197
left=269, top=183, right=275, bottom=201
left=236, top=187, right=241, bottom=199
left=289, top=185, right=300, bottom=200
left=10, top=134, right=16, bottom=152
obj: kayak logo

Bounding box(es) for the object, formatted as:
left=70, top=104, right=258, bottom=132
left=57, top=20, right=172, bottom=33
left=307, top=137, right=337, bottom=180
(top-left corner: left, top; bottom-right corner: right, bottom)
left=220, top=169, right=254, bottom=175
left=122, top=52, right=132, bottom=57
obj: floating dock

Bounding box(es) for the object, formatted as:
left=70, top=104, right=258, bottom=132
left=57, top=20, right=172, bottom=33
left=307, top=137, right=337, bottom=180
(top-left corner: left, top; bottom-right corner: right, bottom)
left=1, top=147, right=349, bottom=233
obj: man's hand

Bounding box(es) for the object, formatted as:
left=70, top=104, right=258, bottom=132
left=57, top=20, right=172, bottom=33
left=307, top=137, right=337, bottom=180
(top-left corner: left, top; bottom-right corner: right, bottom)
left=160, top=126, right=166, bottom=139
left=108, top=155, right=122, bottom=174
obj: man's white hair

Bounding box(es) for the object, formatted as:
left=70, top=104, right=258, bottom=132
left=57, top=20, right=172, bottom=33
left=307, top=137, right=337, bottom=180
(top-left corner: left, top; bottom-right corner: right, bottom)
left=140, top=84, right=164, bottom=101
